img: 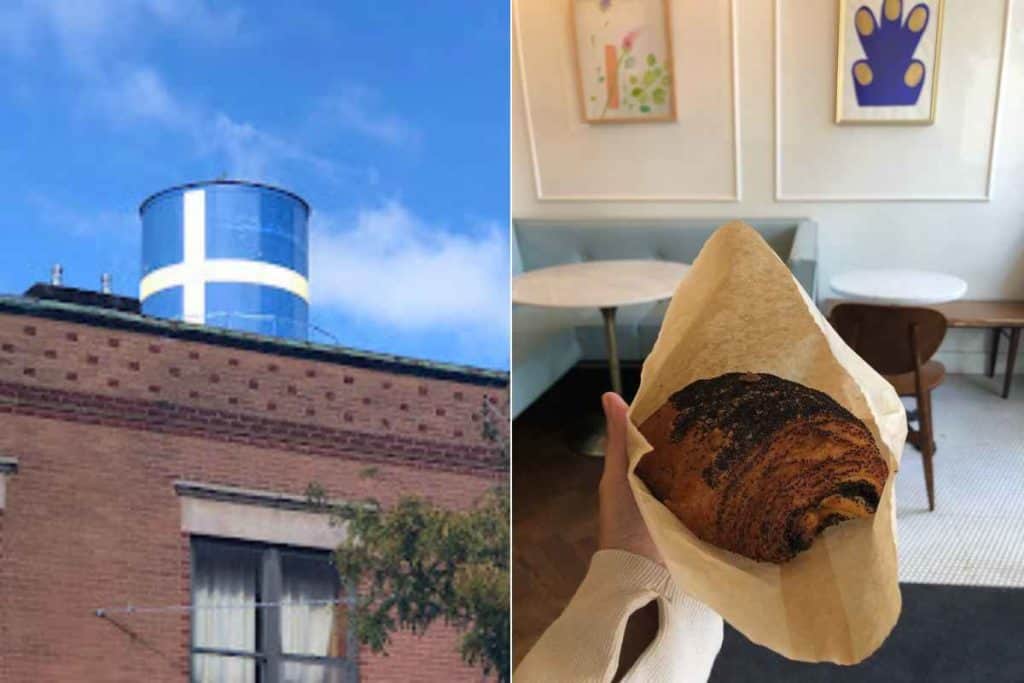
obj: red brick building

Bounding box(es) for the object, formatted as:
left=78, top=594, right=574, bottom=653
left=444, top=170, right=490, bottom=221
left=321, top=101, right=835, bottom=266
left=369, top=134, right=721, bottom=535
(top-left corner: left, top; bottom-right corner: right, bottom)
left=0, top=289, right=507, bottom=682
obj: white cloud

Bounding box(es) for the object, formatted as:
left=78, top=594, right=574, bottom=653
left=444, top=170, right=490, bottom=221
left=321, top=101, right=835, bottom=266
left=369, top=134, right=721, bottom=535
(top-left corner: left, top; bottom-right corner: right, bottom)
left=28, top=194, right=137, bottom=239
left=310, top=202, right=509, bottom=334
left=0, top=0, right=244, bottom=69
left=1, top=1, right=296, bottom=180
left=0, top=4, right=41, bottom=59
left=314, top=86, right=419, bottom=147
left=89, top=66, right=348, bottom=183
left=206, top=113, right=342, bottom=182
left=95, top=65, right=188, bottom=127
left=2, top=3, right=401, bottom=182
left=140, top=0, right=243, bottom=39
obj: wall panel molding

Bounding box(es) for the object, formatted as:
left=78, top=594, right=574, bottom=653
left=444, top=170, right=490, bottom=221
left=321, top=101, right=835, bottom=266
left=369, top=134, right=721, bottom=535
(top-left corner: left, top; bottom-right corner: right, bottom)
left=773, top=0, right=1012, bottom=203
left=513, top=0, right=742, bottom=202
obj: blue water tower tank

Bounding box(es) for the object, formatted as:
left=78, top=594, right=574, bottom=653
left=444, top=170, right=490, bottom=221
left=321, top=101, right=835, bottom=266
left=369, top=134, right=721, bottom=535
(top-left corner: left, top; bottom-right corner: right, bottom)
left=139, top=180, right=310, bottom=340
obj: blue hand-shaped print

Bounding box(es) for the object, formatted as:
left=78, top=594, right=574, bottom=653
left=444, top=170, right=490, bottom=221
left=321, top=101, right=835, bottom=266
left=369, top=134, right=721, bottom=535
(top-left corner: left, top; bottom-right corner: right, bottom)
left=851, top=0, right=930, bottom=106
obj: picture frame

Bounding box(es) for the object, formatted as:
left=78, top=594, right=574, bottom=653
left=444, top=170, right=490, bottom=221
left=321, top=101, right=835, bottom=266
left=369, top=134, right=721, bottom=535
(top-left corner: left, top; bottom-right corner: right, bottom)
left=570, top=0, right=677, bottom=124
left=835, top=0, right=944, bottom=125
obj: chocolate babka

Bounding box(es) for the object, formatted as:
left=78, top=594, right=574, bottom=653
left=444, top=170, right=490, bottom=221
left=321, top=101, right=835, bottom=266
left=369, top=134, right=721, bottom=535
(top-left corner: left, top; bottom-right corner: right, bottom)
left=636, top=372, right=888, bottom=563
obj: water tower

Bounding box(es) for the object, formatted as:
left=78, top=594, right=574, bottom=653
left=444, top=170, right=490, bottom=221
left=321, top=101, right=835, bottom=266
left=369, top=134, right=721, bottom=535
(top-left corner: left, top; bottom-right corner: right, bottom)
left=138, top=180, right=310, bottom=340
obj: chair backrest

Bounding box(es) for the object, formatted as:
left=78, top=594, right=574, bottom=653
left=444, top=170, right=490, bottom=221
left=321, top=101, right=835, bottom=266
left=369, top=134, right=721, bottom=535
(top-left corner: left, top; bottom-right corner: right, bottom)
left=829, top=303, right=948, bottom=375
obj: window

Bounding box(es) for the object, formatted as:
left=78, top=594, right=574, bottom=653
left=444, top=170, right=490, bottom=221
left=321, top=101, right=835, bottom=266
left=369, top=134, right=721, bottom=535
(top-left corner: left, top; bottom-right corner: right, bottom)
left=191, top=537, right=356, bottom=683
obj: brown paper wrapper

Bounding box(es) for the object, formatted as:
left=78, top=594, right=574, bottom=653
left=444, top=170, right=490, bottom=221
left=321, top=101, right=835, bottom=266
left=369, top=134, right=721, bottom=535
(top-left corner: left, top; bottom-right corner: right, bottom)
left=627, top=222, right=906, bottom=664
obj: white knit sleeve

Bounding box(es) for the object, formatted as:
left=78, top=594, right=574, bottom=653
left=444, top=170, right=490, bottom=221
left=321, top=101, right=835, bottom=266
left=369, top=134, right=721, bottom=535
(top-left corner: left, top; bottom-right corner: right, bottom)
left=515, top=549, right=723, bottom=682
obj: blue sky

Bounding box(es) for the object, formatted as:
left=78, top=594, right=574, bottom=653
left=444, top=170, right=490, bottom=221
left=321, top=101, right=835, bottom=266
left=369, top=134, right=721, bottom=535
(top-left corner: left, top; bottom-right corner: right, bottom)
left=0, top=1, right=509, bottom=370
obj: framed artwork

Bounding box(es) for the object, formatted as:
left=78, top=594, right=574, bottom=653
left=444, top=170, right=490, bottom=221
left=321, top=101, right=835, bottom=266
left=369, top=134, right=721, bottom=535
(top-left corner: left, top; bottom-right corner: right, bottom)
left=571, top=0, right=676, bottom=124
left=835, top=0, right=944, bottom=125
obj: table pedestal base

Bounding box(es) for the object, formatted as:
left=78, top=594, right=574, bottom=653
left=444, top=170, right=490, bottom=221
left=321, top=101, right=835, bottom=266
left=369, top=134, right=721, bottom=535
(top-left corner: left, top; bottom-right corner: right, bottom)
left=568, top=412, right=607, bottom=458
left=569, top=307, right=622, bottom=458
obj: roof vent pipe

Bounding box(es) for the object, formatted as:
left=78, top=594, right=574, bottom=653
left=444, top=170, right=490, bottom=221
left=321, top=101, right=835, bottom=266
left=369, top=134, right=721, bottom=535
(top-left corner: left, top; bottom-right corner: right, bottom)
left=100, top=273, right=112, bottom=294
left=51, top=264, right=63, bottom=287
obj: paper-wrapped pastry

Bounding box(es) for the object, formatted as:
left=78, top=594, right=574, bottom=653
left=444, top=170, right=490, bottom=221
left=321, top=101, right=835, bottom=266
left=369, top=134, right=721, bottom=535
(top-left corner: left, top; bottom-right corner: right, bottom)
left=626, top=221, right=906, bottom=663
left=635, top=372, right=889, bottom=563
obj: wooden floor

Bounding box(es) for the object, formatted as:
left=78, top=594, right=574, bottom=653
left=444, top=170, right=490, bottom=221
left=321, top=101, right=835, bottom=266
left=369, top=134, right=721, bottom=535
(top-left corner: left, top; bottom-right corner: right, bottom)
left=512, top=365, right=642, bottom=667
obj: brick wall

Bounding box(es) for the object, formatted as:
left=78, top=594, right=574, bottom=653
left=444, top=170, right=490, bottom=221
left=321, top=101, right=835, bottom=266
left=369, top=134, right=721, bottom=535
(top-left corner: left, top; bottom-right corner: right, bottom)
left=0, top=505, right=7, bottom=683
left=0, top=311, right=507, bottom=682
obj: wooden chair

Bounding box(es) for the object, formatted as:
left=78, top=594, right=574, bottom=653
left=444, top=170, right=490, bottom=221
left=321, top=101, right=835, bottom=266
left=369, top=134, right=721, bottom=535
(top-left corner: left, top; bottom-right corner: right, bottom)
left=829, top=304, right=948, bottom=511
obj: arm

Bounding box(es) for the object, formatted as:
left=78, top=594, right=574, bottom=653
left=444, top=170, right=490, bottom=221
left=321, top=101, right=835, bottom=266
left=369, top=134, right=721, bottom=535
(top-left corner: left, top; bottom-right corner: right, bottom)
left=515, top=550, right=722, bottom=682
left=515, top=394, right=723, bottom=683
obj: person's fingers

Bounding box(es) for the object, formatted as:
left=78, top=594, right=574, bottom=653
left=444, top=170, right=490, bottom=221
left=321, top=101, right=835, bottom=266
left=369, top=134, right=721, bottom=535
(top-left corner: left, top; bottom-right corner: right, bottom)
left=601, top=392, right=629, bottom=481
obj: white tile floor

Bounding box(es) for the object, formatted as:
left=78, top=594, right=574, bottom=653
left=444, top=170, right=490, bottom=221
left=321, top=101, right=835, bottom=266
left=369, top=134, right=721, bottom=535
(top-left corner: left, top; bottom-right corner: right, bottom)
left=896, top=374, right=1024, bottom=587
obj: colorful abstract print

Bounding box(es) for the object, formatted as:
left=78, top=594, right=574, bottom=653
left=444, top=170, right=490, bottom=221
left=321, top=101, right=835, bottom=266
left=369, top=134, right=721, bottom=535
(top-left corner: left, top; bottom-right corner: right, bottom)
left=852, top=0, right=931, bottom=107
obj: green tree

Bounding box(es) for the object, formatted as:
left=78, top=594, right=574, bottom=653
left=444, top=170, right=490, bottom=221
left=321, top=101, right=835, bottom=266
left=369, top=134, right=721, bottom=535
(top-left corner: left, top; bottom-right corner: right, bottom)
left=308, top=394, right=509, bottom=681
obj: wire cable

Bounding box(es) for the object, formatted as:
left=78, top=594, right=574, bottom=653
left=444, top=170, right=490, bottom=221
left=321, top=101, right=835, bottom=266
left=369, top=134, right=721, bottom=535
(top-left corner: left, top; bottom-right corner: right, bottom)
left=94, top=597, right=354, bottom=618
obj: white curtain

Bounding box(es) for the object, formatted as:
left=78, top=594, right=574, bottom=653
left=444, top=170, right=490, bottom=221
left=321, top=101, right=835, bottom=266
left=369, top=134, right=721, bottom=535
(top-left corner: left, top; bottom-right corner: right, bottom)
left=281, top=552, right=343, bottom=683
left=281, top=556, right=339, bottom=656
left=192, top=543, right=258, bottom=683
left=281, top=661, right=346, bottom=683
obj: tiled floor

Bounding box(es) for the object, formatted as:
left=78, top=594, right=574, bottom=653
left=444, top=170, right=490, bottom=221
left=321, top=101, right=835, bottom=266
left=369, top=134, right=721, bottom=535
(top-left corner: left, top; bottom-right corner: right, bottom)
left=896, top=374, right=1024, bottom=587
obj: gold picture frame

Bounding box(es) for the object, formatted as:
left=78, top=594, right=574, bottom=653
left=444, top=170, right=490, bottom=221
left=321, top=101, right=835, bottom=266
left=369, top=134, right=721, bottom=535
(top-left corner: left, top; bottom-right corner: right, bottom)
left=835, top=0, right=944, bottom=125
left=570, top=0, right=677, bottom=124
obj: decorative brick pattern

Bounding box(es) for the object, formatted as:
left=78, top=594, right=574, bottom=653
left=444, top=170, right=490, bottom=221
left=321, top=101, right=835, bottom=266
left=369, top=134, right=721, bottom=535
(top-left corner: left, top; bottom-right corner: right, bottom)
left=0, top=315, right=506, bottom=447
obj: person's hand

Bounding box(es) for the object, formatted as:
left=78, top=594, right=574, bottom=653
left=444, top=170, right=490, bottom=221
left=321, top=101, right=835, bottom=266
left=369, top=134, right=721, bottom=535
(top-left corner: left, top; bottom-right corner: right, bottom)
left=598, top=392, right=662, bottom=565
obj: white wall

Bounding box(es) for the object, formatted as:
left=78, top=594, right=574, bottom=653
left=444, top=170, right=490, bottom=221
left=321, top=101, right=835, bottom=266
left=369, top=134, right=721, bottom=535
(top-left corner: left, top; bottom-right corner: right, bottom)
left=512, top=0, right=1024, bottom=373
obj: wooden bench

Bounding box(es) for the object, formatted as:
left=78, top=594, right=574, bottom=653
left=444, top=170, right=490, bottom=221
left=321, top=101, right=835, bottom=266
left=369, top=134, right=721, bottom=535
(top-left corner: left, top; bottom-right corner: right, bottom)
left=927, top=301, right=1024, bottom=399
left=824, top=300, right=1024, bottom=398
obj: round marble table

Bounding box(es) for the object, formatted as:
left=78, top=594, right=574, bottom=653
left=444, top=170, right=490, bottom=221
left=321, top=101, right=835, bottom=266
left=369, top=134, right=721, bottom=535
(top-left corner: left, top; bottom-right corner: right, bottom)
left=513, top=259, right=691, bottom=455
left=830, top=269, right=968, bottom=305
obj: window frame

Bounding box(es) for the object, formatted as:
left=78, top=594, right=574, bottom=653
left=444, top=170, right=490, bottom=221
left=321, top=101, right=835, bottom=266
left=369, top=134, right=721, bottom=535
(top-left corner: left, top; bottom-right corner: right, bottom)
left=189, top=536, right=359, bottom=682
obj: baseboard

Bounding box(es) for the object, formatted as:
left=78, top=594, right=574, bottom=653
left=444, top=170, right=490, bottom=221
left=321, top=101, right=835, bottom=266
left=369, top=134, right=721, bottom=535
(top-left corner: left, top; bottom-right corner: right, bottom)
left=934, top=328, right=1023, bottom=375
left=934, top=350, right=1023, bottom=375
